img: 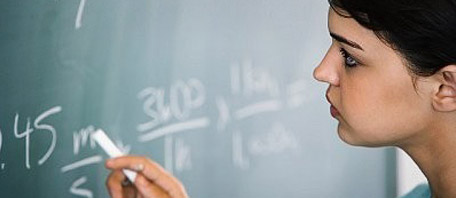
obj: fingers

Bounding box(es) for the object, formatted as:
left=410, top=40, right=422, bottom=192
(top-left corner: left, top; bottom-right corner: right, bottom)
left=106, top=170, right=138, bottom=198
left=105, top=155, right=154, bottom=173
left=122, top=185, right=137, bottom=198
left=106, top=170, right=126, bottom=198
left=134, top=174, right=170, bottom=198
left=106, top=156, right=188, bottom=198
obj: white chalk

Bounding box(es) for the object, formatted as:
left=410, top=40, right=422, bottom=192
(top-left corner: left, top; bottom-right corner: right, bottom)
left=92, top=129, right=137, bottom=183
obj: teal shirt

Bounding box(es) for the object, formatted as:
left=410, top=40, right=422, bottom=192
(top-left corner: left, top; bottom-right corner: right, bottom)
left=401, top=184, right=431, bottom=198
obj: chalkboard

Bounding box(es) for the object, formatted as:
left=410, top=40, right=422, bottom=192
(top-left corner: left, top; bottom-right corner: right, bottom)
left=0, top=0, right=396, bottom=197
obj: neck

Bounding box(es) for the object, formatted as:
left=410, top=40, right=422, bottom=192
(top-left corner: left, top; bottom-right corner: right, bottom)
left=399, top=122, right=456, bottom=198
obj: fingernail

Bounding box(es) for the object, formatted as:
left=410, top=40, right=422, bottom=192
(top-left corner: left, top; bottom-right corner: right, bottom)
left=133, top=164, right=144, bottom=171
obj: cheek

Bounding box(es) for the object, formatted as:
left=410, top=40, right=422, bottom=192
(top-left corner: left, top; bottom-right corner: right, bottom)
left=339, top=81, right=382, bottom=134
left=338, top=74, right=427, bottom=146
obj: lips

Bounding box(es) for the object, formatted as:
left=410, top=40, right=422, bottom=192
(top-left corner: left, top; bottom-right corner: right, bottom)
left=330, top=105, right=340, bottom=117
left=326, top=89, right=340, bottom=118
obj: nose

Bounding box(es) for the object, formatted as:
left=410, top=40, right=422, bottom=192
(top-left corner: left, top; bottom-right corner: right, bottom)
left=313, top=45, right=340, bottom=86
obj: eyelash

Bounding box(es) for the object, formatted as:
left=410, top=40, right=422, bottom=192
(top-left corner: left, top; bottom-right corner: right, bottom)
left=339, top=48, right=358, bottom=68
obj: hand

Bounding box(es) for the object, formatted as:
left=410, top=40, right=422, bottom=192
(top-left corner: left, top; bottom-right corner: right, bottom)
left=105, top=156, right=188, bottom=198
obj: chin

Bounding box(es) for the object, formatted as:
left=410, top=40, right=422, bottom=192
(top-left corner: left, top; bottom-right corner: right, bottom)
left=337, top=126, right=389, bottom=147
left=337, top=128, right=358, bottom=145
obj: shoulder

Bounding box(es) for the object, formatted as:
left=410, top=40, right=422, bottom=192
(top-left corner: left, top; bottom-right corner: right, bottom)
left=400, top=183, right=431, bottom=198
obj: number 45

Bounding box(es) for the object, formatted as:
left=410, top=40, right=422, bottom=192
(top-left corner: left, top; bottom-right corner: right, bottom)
left=14, top=106, right=62, bottom=169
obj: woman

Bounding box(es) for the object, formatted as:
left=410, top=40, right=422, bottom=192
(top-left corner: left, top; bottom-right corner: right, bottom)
left=105, top=0, right=456, bottom=197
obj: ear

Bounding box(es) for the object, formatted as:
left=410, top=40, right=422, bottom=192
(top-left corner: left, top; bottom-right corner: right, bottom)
left=432, top=65, right=456, bottom=112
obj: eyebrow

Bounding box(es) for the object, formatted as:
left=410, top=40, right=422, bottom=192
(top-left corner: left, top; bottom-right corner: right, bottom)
left=329, top=32, right=364, bottom=51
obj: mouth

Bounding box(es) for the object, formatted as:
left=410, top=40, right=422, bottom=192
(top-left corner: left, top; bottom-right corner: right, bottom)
left=326, top=90, right=340, bottom=118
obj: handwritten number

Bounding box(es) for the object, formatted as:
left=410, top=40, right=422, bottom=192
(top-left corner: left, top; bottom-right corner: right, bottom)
left=14, top=115, right=33, bottom=169
left=14, top=106, right=62, bottom=169
left=34, top=106, right=62, bottom=165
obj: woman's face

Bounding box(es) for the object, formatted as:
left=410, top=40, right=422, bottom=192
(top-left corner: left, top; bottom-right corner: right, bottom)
left=313, top=8, right=434, bottom=147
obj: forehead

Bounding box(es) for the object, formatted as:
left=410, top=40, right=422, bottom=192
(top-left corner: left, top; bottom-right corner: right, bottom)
left=327, top=8, right=378, bottom=51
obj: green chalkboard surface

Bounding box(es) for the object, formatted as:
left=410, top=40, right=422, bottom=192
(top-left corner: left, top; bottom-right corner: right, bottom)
left=0, top=0, right=396, bottom=197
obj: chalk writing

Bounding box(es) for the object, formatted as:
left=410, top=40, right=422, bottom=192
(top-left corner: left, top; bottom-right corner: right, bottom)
left=115, top=139, right=131, bottom=154
left=139, top=117, right=210, bottom=142
left=230, top=60, right=279, bottom=97
left=14, top=106, right=62, bottom=169
left=75, top=0, right=87, bottom=29
left=165, top=136, right=173, bottom=173
left=234, top=99, right=283, bottom=120
left=62, top=125, right=115, bottom=198
left=223, top=59, right=307, bottom=170
left=0, top=58, right=312, bottom=195
left=70, top=176, right=93, bottom=198
left=175, top=138, right=192, bottom=172
left=248, top=122, right=299, bottom=156
left=216, top=97, right=230, bottom=132
left=233, top=131, right=249, bottom=170
left=13, top=115, right=32, bottom=169
left=138, top=79, right=210, bottom=174
left=73, top=125, right=96, bottom=155
left=138, top=87, right=167, bottom=131
left=224, top=61, right=284, bottom=123
left=34, top=106, right=61, bottom=165
left=161, top=136, right=195, bottom=174
left=137, top=78, right=207, bottom=133
left=61, top=155, right=103, bottom=173
left=286, top=79, right=309, bottom=108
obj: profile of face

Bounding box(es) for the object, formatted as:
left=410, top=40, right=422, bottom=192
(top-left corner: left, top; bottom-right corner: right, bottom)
left=313, top=8, right=436, bottom=147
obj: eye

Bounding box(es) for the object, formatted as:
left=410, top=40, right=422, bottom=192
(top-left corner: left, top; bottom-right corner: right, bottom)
left=339, top=48, right=358, bottom=68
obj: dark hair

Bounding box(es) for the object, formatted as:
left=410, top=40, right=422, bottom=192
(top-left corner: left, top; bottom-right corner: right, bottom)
left=328, top=0, right=456, bottom=77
